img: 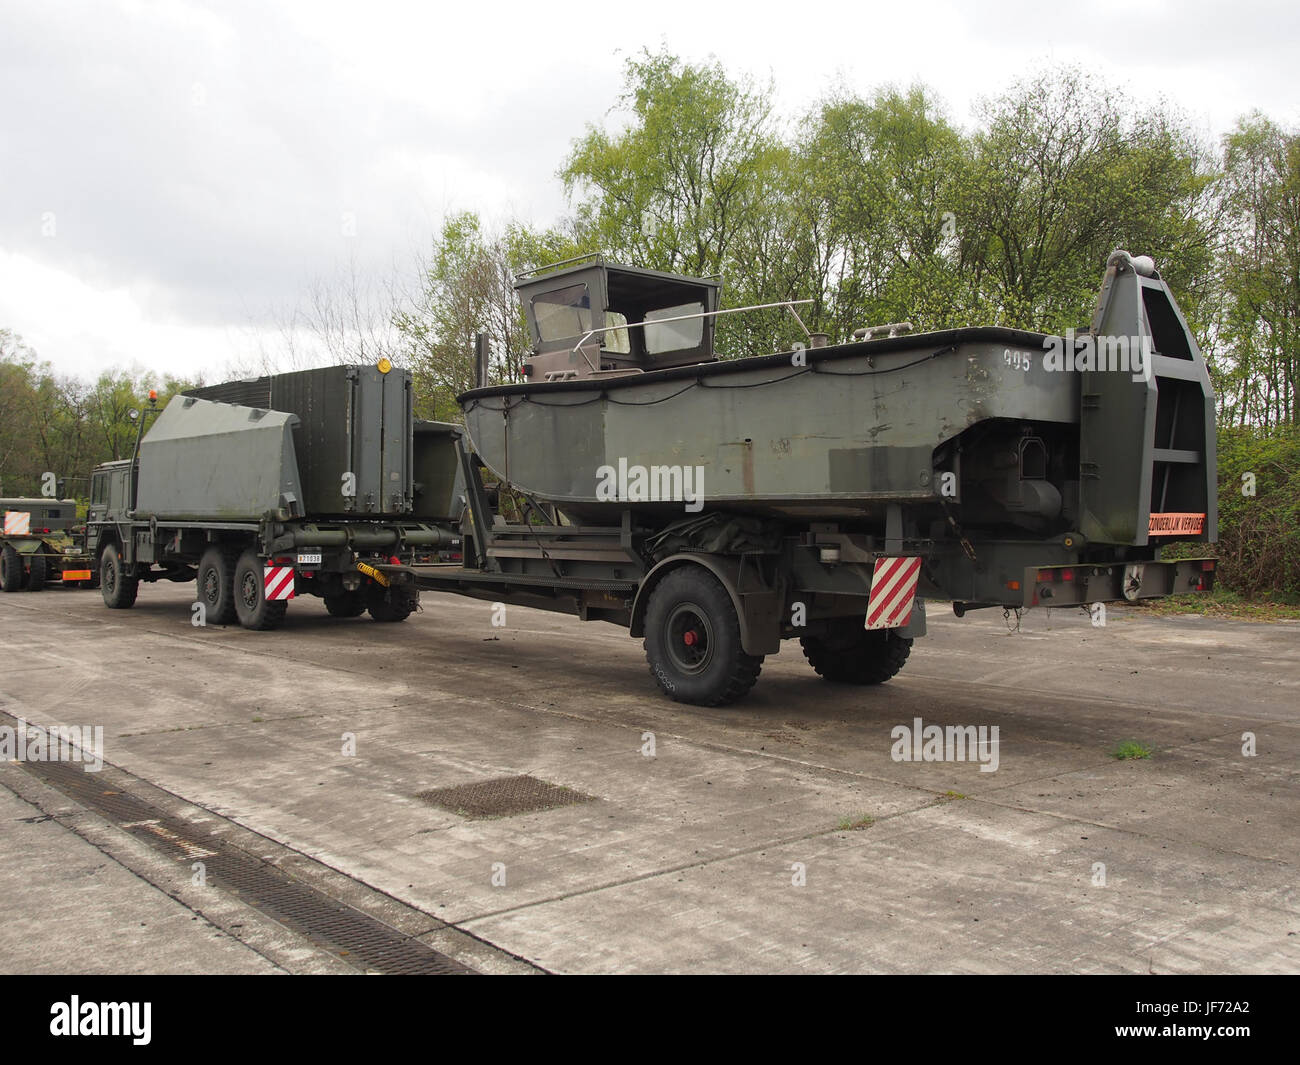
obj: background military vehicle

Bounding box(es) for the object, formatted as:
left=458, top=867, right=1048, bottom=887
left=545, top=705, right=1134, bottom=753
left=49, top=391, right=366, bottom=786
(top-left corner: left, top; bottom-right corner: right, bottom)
left=0, top=496, right=95, bottom=592
left=84, top=370, right=458, bottom=629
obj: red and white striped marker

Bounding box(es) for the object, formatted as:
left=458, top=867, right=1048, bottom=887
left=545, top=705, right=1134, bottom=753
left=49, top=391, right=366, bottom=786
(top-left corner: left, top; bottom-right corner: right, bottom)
left=263, top=565, right=296, bottom=601
left=866, top=556, right=920, bottom=630
left=3, top=511, right=31, bottom=536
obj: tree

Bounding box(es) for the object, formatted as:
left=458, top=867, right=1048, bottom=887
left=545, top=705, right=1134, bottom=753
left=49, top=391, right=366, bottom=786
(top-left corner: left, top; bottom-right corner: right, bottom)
left=1218, top=114, right=1300, bottom=428
left=956, top=70, right=1218, bottom=334
left=396, top=212, right=586, bottom=420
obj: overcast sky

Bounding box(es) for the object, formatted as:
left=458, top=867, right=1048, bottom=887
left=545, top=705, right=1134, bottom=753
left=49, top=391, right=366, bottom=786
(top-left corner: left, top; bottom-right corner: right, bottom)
left=2, top=0, right=1297, bottom=383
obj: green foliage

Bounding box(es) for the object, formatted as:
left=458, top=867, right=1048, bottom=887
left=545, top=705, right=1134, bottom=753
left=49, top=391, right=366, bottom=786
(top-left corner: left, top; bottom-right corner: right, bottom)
left=1213, top=424, right=1300, bottom=596
left=0, top=331, right=192, bottom=500
left=396, top=212, right=590, bottom=420
left=1111, top=740, right=1152, bottom=760
left=1216, top=114, right=1300, bottom=429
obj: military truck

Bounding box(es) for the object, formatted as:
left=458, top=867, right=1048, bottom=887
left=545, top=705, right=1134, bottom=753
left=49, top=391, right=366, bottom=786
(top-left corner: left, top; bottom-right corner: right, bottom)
left=1, top=497, right=95, bottom=592
left=84, top=369, right=458, bottom=628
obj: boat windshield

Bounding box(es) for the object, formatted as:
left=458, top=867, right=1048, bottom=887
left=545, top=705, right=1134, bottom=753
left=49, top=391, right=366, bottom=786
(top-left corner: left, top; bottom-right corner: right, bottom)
left=533, top=284, right=593, bottom=342
left=645, top=302, right=705, bottom=355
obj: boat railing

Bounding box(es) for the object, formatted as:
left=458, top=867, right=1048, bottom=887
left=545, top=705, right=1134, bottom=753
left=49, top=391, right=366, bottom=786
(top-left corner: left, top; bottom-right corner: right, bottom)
left=568, top=299, right=816, bottom=373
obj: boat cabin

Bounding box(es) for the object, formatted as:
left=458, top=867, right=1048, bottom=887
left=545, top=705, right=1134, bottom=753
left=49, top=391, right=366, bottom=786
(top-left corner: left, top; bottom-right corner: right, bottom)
left=515, top=258, right=721, bottom=382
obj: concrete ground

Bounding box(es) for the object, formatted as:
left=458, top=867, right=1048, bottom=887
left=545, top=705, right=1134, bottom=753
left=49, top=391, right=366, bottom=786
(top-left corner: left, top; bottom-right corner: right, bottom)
left=1, top=581, right=1297, bottom=974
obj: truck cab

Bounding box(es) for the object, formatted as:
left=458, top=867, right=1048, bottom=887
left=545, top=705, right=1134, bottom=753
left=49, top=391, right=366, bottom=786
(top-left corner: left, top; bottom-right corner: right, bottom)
left=87, top=460, right=134, bottom=527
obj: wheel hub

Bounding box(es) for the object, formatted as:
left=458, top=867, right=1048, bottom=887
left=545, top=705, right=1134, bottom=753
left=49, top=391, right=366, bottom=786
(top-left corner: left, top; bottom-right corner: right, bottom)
left=665, top=602, right=712, bottom=674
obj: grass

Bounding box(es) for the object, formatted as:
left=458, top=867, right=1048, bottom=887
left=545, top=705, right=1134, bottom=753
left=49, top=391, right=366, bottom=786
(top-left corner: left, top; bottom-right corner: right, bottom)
left=1134, top=587, right=1300, bottom=621
left=1111, top=740, right=1152, bottom=760
left=836, top=814, right=875, bottom=831
left=934, top=790, right=967, bottom=803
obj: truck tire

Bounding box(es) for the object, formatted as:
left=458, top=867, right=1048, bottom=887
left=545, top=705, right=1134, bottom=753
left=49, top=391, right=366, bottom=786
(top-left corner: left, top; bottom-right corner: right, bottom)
left=367, top=588, right=415, bottom=623
left=800, top=623, right=911, bottom=685
left=324, top=592, right=367, bottom=618
left=26, top=552, right=47, bottom=592
left=0, top=544, right=24, bottom=592
left=233, top=549, right=288, bottom=631
left=643, top=567, right=763, bottom=706
left=100, top=543, right=138, bottom=609
left=196, top=545, right=239, bottom=625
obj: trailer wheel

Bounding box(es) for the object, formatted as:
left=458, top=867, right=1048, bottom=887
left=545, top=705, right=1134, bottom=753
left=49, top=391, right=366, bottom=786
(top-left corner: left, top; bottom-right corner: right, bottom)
left=100, top=543, right=138, bottom=609
left=800, top=623, right=911, bottom=685
left=643, top=567, right=763, bottom=706
left=233, top=549, right=288, bottom=631
left=27, top=552, right=47, bottom=592
left=196, top=545, right=239, bottom=625
left=324, top=592, right=367, bottom=618
left=367, top=588, right=415, bottom=623
left=0, top=545, right=24, bottom=592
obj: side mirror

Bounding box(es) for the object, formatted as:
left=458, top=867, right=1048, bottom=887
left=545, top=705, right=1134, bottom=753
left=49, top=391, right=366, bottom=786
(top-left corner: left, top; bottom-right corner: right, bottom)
left=128, top=409, right=140, bottom=421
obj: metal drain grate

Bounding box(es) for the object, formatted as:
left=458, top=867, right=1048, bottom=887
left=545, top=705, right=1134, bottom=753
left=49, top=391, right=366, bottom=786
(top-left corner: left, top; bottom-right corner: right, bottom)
left=10, top=745, right=472, bottom=975
left=417, top=775, right=595, bottom=818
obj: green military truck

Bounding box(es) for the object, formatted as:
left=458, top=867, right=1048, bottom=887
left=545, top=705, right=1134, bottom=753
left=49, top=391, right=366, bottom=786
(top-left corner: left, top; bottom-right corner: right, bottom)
left=0, top=497, right=95, bottom=592
left=83, top=366, right=459, bottom=629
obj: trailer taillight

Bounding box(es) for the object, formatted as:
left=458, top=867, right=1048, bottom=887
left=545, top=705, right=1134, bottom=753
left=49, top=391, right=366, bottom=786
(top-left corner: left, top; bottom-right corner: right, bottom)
left=1201, top=560, right=1216, bottom=571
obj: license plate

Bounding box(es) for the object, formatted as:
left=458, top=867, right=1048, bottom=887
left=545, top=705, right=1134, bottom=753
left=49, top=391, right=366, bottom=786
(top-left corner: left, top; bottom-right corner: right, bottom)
left=297, top=552, right=322, bottom=565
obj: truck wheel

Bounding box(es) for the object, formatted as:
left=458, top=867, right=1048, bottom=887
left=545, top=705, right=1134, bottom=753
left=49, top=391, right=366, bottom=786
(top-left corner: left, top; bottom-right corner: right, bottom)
left=100, top=543, right=139, bottom=609
left=196, top=545, right=239, bottom=625
left=0, top=545, right=24, bottom=592
left=800, top=623, right=912, bottom=684
left=643, top=567, right=763, bottom=706
left=367, top=589, right=415, bottom=622
left=325, top=592, right=367, bottom=618
left=233, top=549, right=288, bottom=631
left=27, top=552, right=47, bottom=592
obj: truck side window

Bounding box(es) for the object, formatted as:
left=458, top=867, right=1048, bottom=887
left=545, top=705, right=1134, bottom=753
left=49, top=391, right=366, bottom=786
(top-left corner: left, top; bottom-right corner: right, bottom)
left=91, top=475, right=106, bottom=505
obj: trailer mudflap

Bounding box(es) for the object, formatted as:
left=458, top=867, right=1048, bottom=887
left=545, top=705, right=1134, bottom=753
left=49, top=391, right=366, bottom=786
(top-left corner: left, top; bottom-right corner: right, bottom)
left=1023, top=558, right=1215, bottom=608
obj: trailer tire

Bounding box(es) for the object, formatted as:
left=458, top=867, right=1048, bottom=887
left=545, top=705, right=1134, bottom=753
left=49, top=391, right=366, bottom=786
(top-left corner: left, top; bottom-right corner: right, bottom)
left=100, top=543, right=138, bottom=609
left=800, top=623, right=911, bottom=685
left=324, top=592, right=367, bottom=618
left=367, top=590, right=415, bottom=623
left=643, top=567, right=763, bottom=706
left=197, top=545, right=239, bottom=626
left=233, top=549, right=288, bottom=631
left=26, top=552, right=47, bottom=592
left=0, top=545, right=24, bottom=592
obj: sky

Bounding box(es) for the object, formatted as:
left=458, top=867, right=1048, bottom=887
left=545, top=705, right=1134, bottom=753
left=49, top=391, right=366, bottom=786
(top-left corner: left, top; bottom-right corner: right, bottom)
left=1, top=0, right=1297, bottom=383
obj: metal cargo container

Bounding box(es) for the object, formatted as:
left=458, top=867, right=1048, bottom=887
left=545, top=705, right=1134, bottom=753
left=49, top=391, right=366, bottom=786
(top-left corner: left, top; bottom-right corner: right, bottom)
left=187, top=365, right=413, bottom=517
left=135, top=397, right=303, bottom=521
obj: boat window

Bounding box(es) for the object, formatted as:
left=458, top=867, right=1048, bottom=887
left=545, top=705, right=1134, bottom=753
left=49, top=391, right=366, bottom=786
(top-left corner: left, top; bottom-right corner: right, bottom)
left=604, top=310, right=630, bottom=354
left=532, top=284, right=593, bottom=342
left=645, top=302, right=704, bottom=354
